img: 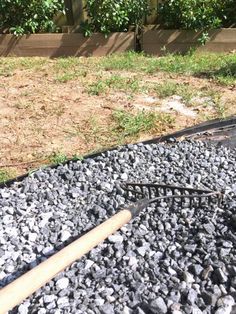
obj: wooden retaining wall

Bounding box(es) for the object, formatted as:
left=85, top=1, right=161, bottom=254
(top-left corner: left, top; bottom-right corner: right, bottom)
left=142, top=28, right=236, bottom=55
left=0, top=29, right=235, bottom=58
left=0, top=33, right=135, bottom=57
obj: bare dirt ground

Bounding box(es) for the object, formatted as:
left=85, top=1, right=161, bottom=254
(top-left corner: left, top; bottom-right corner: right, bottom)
left=0, top=56, right=235, bottom=179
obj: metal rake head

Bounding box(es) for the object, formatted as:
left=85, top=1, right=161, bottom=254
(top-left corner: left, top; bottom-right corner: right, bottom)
left=121, top=182, right=223, bottom=209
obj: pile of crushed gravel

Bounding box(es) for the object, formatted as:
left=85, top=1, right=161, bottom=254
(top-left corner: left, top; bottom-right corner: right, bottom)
left=1, top=140, right=236, bottom=314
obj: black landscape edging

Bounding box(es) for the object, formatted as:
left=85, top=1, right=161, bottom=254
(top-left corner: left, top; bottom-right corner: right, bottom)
left=1, top=116, right=236, bottom=189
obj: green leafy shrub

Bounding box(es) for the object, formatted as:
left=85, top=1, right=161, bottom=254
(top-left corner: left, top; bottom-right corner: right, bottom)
left=84, top=0, right=150, bottom=36
left=0, top=0, right=64, bottom=35
left=159, top=0, right=236, bottom=30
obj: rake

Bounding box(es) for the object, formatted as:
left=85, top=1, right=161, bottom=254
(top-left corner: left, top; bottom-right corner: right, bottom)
left=0, top=182, right=222, bottom=313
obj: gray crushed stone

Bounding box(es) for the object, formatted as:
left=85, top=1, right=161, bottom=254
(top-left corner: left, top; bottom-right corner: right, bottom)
left=0, top=140, right=236, bottom=313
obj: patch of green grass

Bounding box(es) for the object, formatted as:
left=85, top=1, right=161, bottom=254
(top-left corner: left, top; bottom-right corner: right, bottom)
left=97, top=52, right=236, bottom=86
left=54, top=57, right=88, bottom=82
left=211, top=93, right=227, bottom=119
left=0, top=57, right=46, bottom=76
left=154, top=81, right=194, bottom=103
left=55, top=72, right=79, bottom=83
left=215, top=102, right=227, bottom=119
left=112, top=110, right=174, bottom=138
left=0, top=169, right=12, bottom=183
left=154, top=81, right=179, bottom=98
left=18, top=57, right=46, bottom=70
left=212, top=60, right=236, bottom=86
left=87, top=80, right=107, bottom=95
left=215, top=75, right=236, bottom=86
left=99, top=51, right=142, bottom=71
left=72, top=155, right=84, bottom=161
left=196, top=90, right=227, bottom=119
left=105, top=74, right=140, bottom=93
left=55, top=57, right=82, bottom=70
left=0, top=58, right=16, bottom=76
left=145, top=53, right=236, bottom=81
left=49, top=152, right=68, bottom=164
left=87, top=74, right=141, bottom=95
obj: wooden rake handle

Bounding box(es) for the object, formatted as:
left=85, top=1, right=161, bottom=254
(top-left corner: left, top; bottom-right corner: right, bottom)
left=0, top=209, right=133, bottom=313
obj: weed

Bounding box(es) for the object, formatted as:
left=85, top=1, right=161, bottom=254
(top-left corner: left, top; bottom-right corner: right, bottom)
left=49, top=152, right=68, bottom=164
left=99, top=51, right=143, bottom=71
left=0, top=169, right=11, bottom=183
left=55, top=57, right=81, bottom=70
left=201, top=91, right=227, bottom=119
left=55, top=73, right=78, bottom=83
left=154, top=81, right=194, bottom=103
left=113, top=110, right=174, bottom=138
left=213, top=96, right=227, bottom=119
left=72, top=155, right=84, bottom=161
left=28, top=165, right=48, bottom=176
left=215, top=76, right=236, bottom=86
left=155, top=81, right=179, bottom=98
left=0, top=58, right=16, bottom=76
left=87, top=81, right=107, bottom=95
left=55, top=70, right=87, bottom=83
left=97, top=52, right=236, bottom=86
left=18, top=58, right=46, bottom=70
left=215, top=102, right=227, bottom=119
left=88, top=74, right=140, bottom=95
left=106, top=75, right=140, bottom=92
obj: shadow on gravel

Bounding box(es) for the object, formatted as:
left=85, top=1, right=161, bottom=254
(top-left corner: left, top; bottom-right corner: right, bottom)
left=0, top=230, right=90, bottom=289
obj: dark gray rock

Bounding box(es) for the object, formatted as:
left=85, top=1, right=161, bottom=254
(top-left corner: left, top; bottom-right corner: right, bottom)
left=1, top=140, right=236, bottom=313
left=149, top=297, right=167, bottom=313
left=201, top=291, right=217, bottom=306
left=213, top=268, right=228, bottom=283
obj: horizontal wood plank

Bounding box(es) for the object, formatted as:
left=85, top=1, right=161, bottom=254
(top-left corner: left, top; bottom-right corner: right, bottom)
left=0, top=33, right=134, bottom=57
left=143, top=29, right=236, bottom=55
left=1, top=29, right=235, bottom=57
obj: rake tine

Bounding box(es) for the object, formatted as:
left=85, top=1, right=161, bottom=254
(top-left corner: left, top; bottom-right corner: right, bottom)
left=199, top=196, right=202, bottom=207
left=148, top=187, right=152, bottom=199
left=122, top=182, right=222, bottom=210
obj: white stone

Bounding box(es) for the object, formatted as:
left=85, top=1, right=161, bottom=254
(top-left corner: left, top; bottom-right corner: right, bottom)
left=137, top=246, right=147, bottom=257
left=95, top=298, right=105, bottom=306
left=84, top=259, right=94, bottom=269
left=183, top=271, right=195, bottom=284
left=1, top=191, right=10, bottom=198
left=123, top=306, right=132, bottom=314
left=43, top=295, right=56, bottom=303
left=56, top=277, right=69, bottom=290
left=28, top=233, right=37, bottom=242
left=108, top=235, right=123, bottom=243
left=128, top=256, right=138, bottom=266
left=18, top=302, right=30, bottom=314
left=120, top=173, right=128, bottom=180
left=5, top=264, right=15, bottom=273
left=215, top=308, right=232, bottom=314
left=57, top=296, right=69, bottom=306
left=106, top=295, right=116, bottom=302
left=0, top=271, right=6, bottom=280
left=42, top=246, right=54, bottom=255
left=2, top=215, right=12, bottom=225
left=60, top=230, right=71, bottom=242
left=217, top=295, right=235, bottom=308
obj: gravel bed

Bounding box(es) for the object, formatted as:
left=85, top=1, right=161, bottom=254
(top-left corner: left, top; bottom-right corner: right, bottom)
left=1, top=140, right=236, bottom=314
